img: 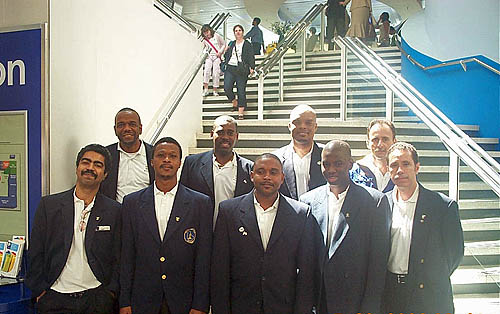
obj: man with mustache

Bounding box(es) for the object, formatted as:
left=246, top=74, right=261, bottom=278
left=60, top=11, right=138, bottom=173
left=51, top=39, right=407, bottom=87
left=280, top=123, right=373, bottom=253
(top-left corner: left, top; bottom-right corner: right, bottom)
left=180, top=115, right=253, bottom=226
left=26, top=144, right=121, bottom=314
left=300, top=140, right=391, bottom=314
left=350, top=119, right=396, bottom=192
left=120, top=137, right=212, bottom=314
left=273, top=105, right=326, bottom=200
left=382, top=142, right=463, bottom=313
left=101, top=108, right=155, bottom=203
left=211, top=153, right=318, bottom=314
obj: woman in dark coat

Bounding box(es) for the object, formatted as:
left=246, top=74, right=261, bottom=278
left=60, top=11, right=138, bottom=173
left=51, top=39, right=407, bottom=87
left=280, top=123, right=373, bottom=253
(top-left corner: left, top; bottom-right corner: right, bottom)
left=223, top=24, right=255, bottom=120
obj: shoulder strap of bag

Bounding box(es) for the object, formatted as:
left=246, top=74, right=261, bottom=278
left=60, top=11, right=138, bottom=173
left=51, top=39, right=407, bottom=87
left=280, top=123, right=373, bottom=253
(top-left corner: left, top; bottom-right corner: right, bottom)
left=204, top=38, right=219, bottom=54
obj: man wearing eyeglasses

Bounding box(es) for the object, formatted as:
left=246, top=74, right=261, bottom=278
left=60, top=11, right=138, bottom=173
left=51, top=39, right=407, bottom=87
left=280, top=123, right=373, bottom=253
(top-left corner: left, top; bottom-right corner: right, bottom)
left=26, top=144, right=121, bottom=314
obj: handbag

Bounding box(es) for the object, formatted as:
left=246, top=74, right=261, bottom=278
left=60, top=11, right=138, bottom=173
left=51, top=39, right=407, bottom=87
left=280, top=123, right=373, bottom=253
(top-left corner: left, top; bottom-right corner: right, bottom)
left=234, top=44, right=249, bottom=77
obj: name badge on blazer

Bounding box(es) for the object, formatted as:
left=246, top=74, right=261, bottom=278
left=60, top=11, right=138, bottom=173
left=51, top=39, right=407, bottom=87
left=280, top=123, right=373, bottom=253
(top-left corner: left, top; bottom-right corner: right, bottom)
left=96, top=225, right=111, bottom=231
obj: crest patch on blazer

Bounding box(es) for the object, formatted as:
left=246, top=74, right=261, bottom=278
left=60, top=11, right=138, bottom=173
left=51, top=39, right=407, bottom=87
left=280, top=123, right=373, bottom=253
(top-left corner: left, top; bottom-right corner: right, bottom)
left=184, top=228, right=196, bottom=244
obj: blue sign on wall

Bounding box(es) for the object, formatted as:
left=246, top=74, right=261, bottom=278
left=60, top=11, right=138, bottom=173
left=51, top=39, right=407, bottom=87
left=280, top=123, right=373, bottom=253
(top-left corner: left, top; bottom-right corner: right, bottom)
left=0, top=27, right=43, bottom=232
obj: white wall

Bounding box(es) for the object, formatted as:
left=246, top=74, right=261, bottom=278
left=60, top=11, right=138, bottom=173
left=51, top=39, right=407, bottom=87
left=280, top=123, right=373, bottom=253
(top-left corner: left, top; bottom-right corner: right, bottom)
left=50, top=0, right=204, bottom=192
left=0, top=0, right=47, bottom=28
left=401, top=0, right=499, bottom=62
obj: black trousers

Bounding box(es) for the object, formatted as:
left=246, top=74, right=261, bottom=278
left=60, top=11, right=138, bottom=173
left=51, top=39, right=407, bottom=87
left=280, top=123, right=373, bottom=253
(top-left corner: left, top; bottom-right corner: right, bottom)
left=36, top=286, right=115, bottom=314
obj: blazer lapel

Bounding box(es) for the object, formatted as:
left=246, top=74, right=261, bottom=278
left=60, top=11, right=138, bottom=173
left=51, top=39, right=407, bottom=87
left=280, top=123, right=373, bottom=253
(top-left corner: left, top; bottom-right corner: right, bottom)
left=282, top=145, right=297, bottom=199
left=328, top=183, right=360, bottom=258
left=139, top=186, right=162, bottom=244
left=239, top=193, right=263, bottom=250
left=60, top=190, right=76, bottom=253
left=84, top=194, right=103, bottom=251
left=312, top=185, right=329, bottom=247
left=200, top=151, right=214, bottom=196
left=266, top=195, right=292, bottom=251
left=163, top=185, right=190, bottom=242
left=407, top=185, right=431, bottom=277
left=308, top=142, right=324, bottom=189
left=234, top=153, right=251, bottom=195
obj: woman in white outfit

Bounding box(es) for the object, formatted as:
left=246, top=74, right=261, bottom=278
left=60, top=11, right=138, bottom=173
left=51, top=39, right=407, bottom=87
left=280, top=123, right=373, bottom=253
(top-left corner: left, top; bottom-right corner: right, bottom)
left=202, top=24, right=226, bottom=97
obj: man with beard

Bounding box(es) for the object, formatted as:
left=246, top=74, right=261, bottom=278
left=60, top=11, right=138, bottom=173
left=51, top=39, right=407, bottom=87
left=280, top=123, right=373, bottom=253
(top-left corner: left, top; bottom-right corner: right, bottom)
left=350, top=119, right=396, bottom=193
left=26, top=144, right=121, bottom=314
left=300, top=140, right=391, bottom=314
left=100, top=108, right=155, bottom=202
left=382, top=142, right=463, bottom=313
left=211, top=153, right=317, bottom=314
left=273, top=105, right=326, bottom=200
left=180, top=115, right=253, bottom=226
left=120, top=137, right=212, bottom=314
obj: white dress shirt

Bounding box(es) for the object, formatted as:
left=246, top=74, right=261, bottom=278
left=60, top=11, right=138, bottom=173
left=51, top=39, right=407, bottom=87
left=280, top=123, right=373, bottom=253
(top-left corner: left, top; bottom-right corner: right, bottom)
left=292, top=144, right=312, bottom=198
left=154, top=182, right=178, bottom=241
left=213, top=154, right=237, bottom=227
left=51, top=191, right=101, bottom=293
left=116, top=141, right=150, bottom=203
left=358, top=154, right=391, bottom=192
left=254, top=194, right=279, bottom=251
left=388, top=185, right=420, bottom=274
left=326, top=185, right=349, bottom=249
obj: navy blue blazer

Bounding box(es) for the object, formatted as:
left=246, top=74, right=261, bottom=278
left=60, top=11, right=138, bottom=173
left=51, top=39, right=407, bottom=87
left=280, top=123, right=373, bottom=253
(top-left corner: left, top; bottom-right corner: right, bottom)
left=179, top=150, right=254, bottom=209
left=26, top=188, right=121, bottom=298
left=300, top=182, right=391, bottom=314
left=119, top=184, right=212, bottom=313
left=100, top=141, right=155, bottom=201
left=382, top=184, right=464, bottom=313
left=273, top=142, right=326, bottom=200
left=211, top=192, right=318, bottom=314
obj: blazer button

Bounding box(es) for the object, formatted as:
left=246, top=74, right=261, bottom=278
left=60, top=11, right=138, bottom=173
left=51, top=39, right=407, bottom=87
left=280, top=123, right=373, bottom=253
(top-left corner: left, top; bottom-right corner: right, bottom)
left=160, top=257, right=166, bottom=262
left=344, top=273, right=349, bottom=278
left=162, top=274, right=167, bottom=280
left=420, top=258, right=424, bottom=264
left=419, top=283, right=424, bottom=289
left=261, top=276, right=266, bottom=281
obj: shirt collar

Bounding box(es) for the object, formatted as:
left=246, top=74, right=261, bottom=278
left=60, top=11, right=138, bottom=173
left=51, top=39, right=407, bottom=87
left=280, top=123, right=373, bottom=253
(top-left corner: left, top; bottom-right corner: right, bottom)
left=117, top=140, right=145, bottom=156
left=290, top=141, right=313, bottom=159
left=253, top=193, right=280, bottom=213
left=393, top=184, right=419, bottom=204
left=73, top=189, right=96, bottom=209
left=154, top=181, right=178, bottom=196
left=213, top=153, right=237, bottom=169
left=327, top=184, right=350, bottom=201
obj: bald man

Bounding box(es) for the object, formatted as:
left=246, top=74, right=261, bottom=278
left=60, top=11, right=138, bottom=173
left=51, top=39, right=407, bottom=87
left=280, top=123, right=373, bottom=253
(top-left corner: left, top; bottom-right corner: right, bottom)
left=300, top=140, right=391, bottom=314
left=273, top=105, right=326, bottom=200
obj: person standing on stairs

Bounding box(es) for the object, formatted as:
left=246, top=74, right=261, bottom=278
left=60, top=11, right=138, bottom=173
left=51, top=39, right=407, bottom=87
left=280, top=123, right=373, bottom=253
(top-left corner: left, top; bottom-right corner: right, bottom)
left=273, top=105, right=326, bottom=200
left=244, top=17, right=265, bottom=56
left=350, top=119, right=396, bottom=192
left=202, top=24, right=226, bottom=97
left=180, top=115, right=254, bottom=228
left=223, top=24, right=255, bottom=120
left=382, top=142, right=464, bottom=314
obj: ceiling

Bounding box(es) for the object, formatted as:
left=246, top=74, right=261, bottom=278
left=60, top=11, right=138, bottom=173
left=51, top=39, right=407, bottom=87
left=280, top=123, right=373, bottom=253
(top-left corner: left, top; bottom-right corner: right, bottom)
left=175, top=0, right=415, bottom=43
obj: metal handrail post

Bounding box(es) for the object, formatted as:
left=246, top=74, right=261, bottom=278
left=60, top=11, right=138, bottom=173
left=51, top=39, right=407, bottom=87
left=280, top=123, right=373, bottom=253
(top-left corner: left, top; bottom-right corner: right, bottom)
left=258, top=76, right=265, bottom=120
left=223, top=19, right=227, bottom=41
left=385, top=88, right=394, bottom=121
left=339, top=38, right=347, bottom=121
left=320, top=6, right=326, bottom=51
left=279, top=56, right=284, bottom=102
left=301, top=29, right=307, bottom=72
left=448, top=150, right=460, bottom=201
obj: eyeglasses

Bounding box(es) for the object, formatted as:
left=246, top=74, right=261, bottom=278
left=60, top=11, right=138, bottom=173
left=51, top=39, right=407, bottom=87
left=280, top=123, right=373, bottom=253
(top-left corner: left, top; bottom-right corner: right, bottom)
left=79, top=208, right=91, bottom=232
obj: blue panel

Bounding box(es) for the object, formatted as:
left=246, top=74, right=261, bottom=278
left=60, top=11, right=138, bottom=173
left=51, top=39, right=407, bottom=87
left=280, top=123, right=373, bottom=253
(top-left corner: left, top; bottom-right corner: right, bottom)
left=400, top=37, right=500, bottom=143
left=0, top=28, right=43, bottom=234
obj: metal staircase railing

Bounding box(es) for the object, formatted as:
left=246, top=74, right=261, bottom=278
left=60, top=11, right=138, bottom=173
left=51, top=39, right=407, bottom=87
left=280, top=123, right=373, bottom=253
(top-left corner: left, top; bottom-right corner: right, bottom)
left=252, top=2, right=328, bottom=120
left=334, top=36, right=500, bottom=200
left=145, top=11, right=231, bottom=143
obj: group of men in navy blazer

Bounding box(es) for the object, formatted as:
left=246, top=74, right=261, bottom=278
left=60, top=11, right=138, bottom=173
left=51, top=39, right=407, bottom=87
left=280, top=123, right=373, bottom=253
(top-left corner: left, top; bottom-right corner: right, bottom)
left=26, top=104, right=464, bottom=314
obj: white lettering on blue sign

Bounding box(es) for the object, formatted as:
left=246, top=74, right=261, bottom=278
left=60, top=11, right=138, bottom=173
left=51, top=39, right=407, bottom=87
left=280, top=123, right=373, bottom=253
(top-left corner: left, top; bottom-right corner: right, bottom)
left=0, top=60, right=26, bottom=86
